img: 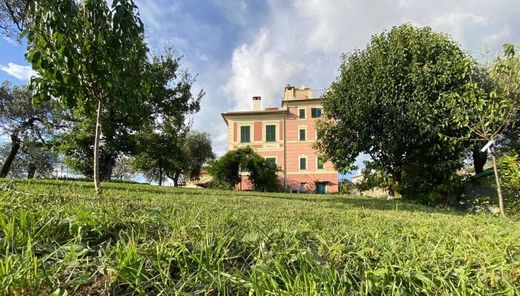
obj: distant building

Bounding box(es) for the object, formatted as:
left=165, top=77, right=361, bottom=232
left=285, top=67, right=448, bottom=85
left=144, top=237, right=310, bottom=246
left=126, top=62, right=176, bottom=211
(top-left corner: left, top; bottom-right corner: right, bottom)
left=221, top=84, right=338, bottom=193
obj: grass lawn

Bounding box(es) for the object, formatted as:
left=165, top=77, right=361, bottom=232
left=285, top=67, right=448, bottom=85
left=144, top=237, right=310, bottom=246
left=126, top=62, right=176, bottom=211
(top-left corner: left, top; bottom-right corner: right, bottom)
left=0, top=179, right=519, bottom=295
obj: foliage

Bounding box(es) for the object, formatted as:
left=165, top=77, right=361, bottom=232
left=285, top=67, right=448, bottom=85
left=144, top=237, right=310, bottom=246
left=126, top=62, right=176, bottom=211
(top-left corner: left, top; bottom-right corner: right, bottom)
left=26, top=0, right=149, bottom=193
left=112, top=155, right=135, bottom=181
left=445, top=45, right=520, bottom=143
left=0, top=81, right=57, bottom=178
left=183, top=131, right=215, bottom=180
left=499, top=153, right=520, bottom=215
left=444, top=44, right=520, bottom=216
left=0, top=179, right=519, bottom=294
left=317, top=24, right=469, bottom=200
left=133, top=52, right=203, bottom=186
left=0, top=143, right=57, bottom=178
left=133, top=120, right=189, bottom=186
left=209, top=146, right=281, bottom=191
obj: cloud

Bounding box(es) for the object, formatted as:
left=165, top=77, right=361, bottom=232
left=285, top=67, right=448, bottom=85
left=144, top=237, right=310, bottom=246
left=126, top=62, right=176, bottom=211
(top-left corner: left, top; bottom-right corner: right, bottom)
left=0, top=62, right=36, bottom=81
left=134, top=0, right=519, bottom=160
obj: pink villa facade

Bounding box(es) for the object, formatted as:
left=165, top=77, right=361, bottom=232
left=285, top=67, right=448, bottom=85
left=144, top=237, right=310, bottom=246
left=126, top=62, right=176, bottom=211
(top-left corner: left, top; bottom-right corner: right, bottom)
left=221, top=85, right=338, bottom=193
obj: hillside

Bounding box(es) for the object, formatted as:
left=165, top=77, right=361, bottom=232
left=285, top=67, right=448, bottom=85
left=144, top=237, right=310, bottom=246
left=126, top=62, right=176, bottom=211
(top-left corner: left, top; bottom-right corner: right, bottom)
left=1, top=179, right=519, bottom=295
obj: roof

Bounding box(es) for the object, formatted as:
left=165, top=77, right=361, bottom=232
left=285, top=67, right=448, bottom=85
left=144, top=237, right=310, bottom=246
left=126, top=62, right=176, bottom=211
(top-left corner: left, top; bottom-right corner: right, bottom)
left=221, top=109, right=288, bottom=124
left=281, top=98, right=322, bottom=105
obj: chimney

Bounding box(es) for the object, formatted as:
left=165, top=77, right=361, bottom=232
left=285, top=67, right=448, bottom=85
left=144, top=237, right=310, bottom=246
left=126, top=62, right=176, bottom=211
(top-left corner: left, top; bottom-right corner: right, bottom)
left=252, top=96, right=261, bottom=111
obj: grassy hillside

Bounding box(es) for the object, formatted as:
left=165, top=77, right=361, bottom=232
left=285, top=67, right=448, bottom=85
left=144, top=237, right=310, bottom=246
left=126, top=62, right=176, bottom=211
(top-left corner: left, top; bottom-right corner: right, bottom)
left=1, top=179, right=519, bottom=295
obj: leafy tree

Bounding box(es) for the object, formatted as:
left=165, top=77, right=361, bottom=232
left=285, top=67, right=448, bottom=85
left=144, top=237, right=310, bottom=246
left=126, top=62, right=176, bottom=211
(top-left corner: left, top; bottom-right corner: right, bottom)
left=209, top=146, right=280, bottom=191
left=133, top=51, right=202, bottom=186
left=26, top=0, right=149, bottom=194
left=445, top=44, right=520, bottom=216
left=0, top=82, right=56, bottom=178
left=134, top=120, right=189, bottom=186
left=317, top=24, right=471, bottom=200
left=0, top=142, right=57, bottom=178
left=183, top=131, right=215, bottom=181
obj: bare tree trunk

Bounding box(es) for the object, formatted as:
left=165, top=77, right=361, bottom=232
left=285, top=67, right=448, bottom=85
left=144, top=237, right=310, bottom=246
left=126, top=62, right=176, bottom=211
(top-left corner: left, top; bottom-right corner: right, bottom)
left=173, top=171, right=180, bottom=187
left=93, top=99, right=103, bottom=195
left=27, top=163, right=36, bottom=179
left=389, top=170, right=401, bottom=197
left=472, top=144, right=487, bottom=174
left=0, top=134, right=21, bottom=178
left=491, top=148, right=505, bottom=217
left=158, top=158, right=163, bottom=186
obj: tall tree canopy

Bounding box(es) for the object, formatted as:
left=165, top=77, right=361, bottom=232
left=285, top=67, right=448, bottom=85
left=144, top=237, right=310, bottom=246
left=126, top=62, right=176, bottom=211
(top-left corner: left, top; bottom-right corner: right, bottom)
left=317, top=24, right=471, bottom=200
left=26, top=0, right=149, bottom=194
left=133, top=52, right=203, bottom=186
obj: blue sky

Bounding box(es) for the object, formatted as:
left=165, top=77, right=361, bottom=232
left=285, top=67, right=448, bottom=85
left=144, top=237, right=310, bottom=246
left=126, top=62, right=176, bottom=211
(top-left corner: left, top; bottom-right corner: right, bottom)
left=1, top=0, right=520, bottom=176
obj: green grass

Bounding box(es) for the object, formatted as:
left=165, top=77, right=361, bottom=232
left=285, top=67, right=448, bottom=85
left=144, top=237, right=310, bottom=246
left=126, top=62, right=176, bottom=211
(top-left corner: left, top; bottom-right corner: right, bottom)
left=0, top=179, right=519, bottom=295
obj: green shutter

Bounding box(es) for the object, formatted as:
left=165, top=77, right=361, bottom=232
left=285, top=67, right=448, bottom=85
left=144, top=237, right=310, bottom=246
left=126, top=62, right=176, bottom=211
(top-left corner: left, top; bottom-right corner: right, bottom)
left=240, top=126, right=250, bottom=142
left=299, top=129, right=306, bottom=141
left=299, top=108, right=305, bottom=119
left=299, top=158, right=307, bottom=170
left=266, top=125, right=276, bottom=142
left=311, top=108, right=322, bottom=118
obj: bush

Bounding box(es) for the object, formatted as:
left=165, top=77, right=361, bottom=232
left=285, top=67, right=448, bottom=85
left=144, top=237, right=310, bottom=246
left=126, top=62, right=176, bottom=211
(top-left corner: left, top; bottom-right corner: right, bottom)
left=208, top=147, right=281, bottom=192
left=499, top=153, right=520, bottom=216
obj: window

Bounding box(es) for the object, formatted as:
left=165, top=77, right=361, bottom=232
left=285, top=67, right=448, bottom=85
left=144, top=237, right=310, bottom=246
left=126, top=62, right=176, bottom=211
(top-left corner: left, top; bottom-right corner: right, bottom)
left=311, top=108, right=322, bottom=118
left=317, top=157, right=324, bottom=170
left=299, top=128, right=306, bottom=141
left=299, top=157, right=307, bottom=170
left=265, top=125, right=276, bottom=142
left=240, top=126, right=250, bottom=143
left=299, top=108, right=306, bottom=119
left=265, top=157, right=276, bottom=168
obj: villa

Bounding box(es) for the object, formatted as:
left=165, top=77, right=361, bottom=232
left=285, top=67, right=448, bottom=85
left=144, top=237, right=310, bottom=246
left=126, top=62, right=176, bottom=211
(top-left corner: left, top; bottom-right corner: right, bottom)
left=221, top=84, right=338, bottom=193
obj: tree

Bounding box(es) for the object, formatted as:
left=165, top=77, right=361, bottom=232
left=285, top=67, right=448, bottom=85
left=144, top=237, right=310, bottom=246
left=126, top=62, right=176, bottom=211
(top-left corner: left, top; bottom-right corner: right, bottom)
left=112, top=155, right=135, bottom=181
left=209, top=146, right=280, bottom=191
left=0, top=82, right=56, bottom=178
left=133, top=120, right=189, bottom=186
left=317, top=24, right=471, bottom=200
left=445, top=44, right=520, bottom=216
left=183, top=131, right=215, bottom=181
left=133, top=51, right=202, bottom=186
left=0, top=142, right=57, bottom=178
left=26, top=0, right=149, bottom=194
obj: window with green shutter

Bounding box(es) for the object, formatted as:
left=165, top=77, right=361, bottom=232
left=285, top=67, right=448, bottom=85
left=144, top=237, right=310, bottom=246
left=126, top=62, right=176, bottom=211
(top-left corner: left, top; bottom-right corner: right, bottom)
left=299, top=108, right=306, bottom=119
left=299, top=157, right=307, bottom=170
left=240, top=126, right=250, bottom=143
left=311, top=108, right=322, bottom=118
left=266, top=125, right=276, bottom=142
left=299, top=129, right=306, bottom=141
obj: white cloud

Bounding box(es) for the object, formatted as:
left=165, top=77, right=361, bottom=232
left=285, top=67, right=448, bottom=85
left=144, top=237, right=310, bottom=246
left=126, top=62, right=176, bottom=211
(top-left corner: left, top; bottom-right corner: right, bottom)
left=0, top=62, right=36, bottom=81
left=133, top=0, right=520, bottom=159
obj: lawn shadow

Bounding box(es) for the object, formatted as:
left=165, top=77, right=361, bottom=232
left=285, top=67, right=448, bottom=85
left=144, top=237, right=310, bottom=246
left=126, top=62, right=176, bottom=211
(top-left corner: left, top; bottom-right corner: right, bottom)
left=242, top=192, right=467, bottom=216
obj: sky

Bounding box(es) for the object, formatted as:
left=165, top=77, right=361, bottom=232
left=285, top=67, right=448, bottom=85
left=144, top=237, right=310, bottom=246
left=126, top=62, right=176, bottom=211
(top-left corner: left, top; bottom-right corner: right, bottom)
left=1, top=0, right=519, bottom=176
